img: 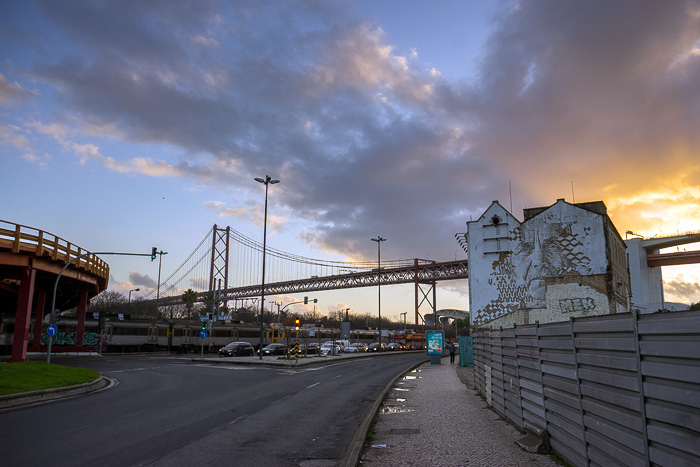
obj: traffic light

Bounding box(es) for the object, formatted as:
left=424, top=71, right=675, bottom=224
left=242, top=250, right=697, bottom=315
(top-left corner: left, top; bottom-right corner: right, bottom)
left=151, top=247, right=157, bottom=261
left=294, top=319, right=300, bottom=331
left=201, top=321, right=207, bottom=331
left=304, top=296, right=308, bottom=304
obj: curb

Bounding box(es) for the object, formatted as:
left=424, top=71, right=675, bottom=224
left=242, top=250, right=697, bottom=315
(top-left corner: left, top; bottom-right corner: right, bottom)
left=0, top=376, right=110, bottom=411
left=340, top=355, right=429, bottom=467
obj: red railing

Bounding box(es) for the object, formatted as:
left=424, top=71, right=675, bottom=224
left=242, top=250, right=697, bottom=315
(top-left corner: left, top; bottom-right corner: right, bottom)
left=0, top=219, right=109, bottom=280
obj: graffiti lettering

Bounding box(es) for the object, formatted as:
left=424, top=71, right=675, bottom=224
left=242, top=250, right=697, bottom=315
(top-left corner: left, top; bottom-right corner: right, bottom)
left=41, top=332, right=99, bottom=346
left=559, top=298, right=596, bottom=313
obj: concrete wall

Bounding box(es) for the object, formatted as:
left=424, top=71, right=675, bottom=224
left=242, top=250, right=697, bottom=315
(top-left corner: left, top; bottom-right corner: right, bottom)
left=626, top=237, right=664, bottom=312
left=467, top=199, right=621, bottom=326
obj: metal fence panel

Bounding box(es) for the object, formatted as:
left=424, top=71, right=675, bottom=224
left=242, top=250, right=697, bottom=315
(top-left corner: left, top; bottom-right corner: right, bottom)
left=471, top=310, right=700, bottom=466
left=638, top=312, right=700, bottom=464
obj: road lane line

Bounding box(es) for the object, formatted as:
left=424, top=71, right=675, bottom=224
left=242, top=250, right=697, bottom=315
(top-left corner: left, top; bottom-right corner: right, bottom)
left=306, top=382, right=321, bottom=389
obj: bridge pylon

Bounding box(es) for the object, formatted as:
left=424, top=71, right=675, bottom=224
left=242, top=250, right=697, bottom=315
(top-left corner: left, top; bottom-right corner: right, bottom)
left=209, top=225, right=230, bottom=293
left=414, top=258, right=437, bottom=326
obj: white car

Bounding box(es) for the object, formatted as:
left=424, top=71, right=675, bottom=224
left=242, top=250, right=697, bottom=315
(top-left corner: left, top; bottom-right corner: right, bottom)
left=320, top=343, right=343, bottom=355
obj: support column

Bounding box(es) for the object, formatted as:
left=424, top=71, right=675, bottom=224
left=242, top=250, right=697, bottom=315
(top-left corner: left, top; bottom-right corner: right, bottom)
left=11, top=267, right=36, bottom=362
left=75, top=289, right=88, bottom=350
left=414, top=259, right=420, bottom=325
left=31, top=288, right=47, bottom=349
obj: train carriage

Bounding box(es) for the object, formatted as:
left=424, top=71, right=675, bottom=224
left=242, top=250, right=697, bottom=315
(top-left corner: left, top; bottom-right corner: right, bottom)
left=0, top=316, right=277, bottom=356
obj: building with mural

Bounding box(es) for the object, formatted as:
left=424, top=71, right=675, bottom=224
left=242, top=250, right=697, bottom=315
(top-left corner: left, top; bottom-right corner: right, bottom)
left=464, top=199, right=629, bottom=327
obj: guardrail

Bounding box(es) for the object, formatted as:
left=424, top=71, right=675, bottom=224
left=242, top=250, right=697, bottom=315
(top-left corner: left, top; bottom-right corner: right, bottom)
left=0, top=219, right=109, bottom=280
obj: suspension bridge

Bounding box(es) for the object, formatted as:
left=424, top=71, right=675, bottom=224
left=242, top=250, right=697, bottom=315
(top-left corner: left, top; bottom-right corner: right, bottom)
left=144, top=225, right=469, bottom=324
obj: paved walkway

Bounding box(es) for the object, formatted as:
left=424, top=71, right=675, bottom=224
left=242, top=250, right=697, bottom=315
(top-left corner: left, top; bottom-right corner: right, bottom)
left=358, top=357, right=558, bottom=467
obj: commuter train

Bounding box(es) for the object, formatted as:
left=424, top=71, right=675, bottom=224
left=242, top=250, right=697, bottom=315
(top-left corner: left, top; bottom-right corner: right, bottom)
left=0, top=316, right=279, bottom=355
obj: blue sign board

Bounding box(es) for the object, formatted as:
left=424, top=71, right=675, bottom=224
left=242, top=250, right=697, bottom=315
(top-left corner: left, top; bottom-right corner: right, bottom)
left=426, top=330, right=444, bottom=355
left=200, top=330, right=208, bottom=339
left=47, top=324, right=58, bottom=336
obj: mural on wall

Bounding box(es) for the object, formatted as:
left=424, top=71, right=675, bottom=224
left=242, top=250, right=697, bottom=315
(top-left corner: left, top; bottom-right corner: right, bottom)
left=471, top=201, right=608, bottom=325
left=512, top=220, right=595, bottom=309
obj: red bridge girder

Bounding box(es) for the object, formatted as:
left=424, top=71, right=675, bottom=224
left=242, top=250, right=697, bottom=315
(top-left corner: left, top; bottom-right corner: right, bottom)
left=156, top=259, right=469, bottom=324
left=647, top=250, right=700, bottom=267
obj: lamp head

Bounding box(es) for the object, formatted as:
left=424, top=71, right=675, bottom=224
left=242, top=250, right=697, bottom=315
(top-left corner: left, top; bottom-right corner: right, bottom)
left=254, top=176, right=280, bottom=185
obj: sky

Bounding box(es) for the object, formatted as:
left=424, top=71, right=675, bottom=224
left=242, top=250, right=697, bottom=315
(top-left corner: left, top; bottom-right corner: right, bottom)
left=2, top=0, right=699, bottom=322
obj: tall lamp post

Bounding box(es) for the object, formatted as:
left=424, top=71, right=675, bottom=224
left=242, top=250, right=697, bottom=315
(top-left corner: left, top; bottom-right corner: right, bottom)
left=371, top=236, right=386, bottom=345
left=128, top=288, right=140, bottom=308
left=255, top=174, right=280, bottom=359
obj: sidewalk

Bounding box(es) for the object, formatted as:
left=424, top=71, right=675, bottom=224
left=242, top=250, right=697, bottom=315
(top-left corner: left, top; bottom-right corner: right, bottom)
left=357, top=357, right=558, bottom=467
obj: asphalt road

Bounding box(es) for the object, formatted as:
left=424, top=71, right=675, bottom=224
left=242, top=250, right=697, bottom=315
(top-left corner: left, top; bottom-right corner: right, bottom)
left=0, top=353, right=425, bottom=466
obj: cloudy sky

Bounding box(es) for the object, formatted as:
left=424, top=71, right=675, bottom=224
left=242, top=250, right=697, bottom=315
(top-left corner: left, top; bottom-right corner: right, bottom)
left=2, top=0, right=699, bottom=320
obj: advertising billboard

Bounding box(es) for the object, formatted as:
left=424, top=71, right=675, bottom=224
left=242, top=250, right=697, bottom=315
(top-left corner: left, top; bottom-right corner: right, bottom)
left=426, top=330, right=444, bottom=355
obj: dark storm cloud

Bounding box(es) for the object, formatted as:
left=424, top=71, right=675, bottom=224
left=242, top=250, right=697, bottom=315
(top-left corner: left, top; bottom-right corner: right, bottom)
left=666, top=278, right=700, bottom=303
left=471, top=0, right=700, bottom=201
left=4, top=0, right=700, bottom=267
left=129, top=271, right=157, bottom=289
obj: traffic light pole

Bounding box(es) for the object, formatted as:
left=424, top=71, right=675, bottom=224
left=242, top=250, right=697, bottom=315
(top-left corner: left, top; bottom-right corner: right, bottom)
left=154, top=249, right=168, bottom=314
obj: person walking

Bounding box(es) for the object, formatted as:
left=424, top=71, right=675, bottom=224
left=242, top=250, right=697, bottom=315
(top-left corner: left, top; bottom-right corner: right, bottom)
left=449, top=341, right=456, bottom=364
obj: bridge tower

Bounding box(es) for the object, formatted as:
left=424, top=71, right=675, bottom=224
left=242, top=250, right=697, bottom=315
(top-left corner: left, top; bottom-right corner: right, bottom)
left=209, top=225, right=230, bottom=293
left=414, top=258, right=437, bottom=325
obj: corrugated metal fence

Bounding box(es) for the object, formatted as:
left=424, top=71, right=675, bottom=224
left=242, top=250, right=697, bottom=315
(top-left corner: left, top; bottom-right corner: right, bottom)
left=473, top=311, right=700, bottom=466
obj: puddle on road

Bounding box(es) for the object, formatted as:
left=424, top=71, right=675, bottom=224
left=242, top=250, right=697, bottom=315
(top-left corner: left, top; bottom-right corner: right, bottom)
left=381, top=405, right=414, bottom=414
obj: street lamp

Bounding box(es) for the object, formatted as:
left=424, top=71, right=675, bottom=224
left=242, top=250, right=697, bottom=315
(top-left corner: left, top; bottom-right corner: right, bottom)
left=371, top=236, right=386, bottom=345
left=128, top=288, right=140, bottom=306
left=255, top=174, right=280, bottom=359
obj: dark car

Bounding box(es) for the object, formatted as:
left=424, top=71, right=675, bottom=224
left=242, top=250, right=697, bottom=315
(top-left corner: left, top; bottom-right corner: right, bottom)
left=262, top=343, right=288, bottom=356
left=387, top=343, right=402, bottom=351
left=218, top=342, right=255, bottom=357
left=368, top=343, right=387, bottom=352
left=300, top=343, right=320, bottom=355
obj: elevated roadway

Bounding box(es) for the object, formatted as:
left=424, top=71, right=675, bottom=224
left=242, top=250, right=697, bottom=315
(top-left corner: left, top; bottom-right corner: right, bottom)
left=0, top=220, right=109, bottom=361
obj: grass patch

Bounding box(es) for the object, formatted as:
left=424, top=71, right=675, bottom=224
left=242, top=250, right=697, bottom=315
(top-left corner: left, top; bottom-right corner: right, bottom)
left=0, top=361, right=99, bottom=396
left=365, top=413, right=379, bottom=442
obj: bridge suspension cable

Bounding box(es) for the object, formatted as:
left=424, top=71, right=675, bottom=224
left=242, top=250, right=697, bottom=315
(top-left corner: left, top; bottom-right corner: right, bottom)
left=144, top=225, right=442, bottom=301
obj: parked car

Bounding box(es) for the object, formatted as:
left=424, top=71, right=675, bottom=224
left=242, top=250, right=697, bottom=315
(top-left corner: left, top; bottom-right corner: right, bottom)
left=354, top=343, right=368, bottom=352
left=320, top=343, right=343, bottom=355
left=387, top=343, right=402, bottom=351
left=218, top=342, right=255, bottom=357
left=368, top=343, right=387, bottom=352
left=300, top=343, right=320, bottom=355
left=262, top=343, right=288, bottom=356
